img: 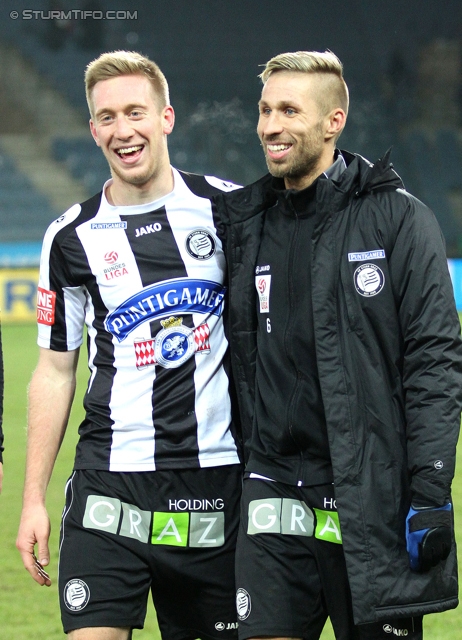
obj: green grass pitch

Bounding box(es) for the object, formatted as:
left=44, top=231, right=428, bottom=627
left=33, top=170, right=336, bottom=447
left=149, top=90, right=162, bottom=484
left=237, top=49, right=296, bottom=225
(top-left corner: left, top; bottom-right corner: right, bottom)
left=0, top=322, right=461, bottom=639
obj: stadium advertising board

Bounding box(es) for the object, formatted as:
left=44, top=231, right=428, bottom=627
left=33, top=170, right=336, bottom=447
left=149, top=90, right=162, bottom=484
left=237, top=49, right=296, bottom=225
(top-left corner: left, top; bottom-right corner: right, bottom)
left=1, top=261, right=462, bottom=323
left=0, top=269, right=38, bottom=323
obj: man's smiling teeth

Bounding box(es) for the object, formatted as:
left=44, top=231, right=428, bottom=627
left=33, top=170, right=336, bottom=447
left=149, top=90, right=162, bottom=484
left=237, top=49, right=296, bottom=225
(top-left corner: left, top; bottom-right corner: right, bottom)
left=268, top=144, right=291, bottom=151
left=117, top=145, right=143, bottom=155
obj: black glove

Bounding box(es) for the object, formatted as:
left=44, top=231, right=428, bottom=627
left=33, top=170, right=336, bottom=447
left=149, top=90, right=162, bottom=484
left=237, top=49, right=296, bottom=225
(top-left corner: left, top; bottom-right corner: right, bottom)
left=405, top=503, right=452, bottom=572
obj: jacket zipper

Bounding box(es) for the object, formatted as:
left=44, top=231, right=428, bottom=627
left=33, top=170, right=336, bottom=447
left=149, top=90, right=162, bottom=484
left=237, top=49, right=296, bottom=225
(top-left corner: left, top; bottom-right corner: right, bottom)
left=285, top=208, right=305, bottom=479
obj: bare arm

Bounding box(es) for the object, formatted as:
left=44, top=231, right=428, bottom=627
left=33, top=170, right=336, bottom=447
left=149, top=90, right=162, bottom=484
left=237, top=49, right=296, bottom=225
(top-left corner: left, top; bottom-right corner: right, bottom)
left=16, top=347, right=79, bottom=586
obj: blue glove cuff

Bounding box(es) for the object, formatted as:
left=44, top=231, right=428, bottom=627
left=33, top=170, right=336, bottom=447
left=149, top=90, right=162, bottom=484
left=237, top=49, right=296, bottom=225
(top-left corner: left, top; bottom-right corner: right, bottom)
left=406, top=503, right=452, bottom=571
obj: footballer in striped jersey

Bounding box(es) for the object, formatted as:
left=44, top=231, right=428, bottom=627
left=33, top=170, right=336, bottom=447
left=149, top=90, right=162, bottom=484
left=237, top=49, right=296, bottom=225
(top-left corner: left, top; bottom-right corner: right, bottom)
left=17, top=51, right=242, bottom=640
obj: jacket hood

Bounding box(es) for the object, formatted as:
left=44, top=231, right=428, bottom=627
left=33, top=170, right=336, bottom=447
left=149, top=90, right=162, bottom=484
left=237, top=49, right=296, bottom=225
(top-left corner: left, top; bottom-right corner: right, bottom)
left=340, top=148, right=405, bottom=196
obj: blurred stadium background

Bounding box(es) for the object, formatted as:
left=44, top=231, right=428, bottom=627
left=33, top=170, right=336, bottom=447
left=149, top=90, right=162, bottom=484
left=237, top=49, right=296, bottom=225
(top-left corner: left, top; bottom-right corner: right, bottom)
left=0, top=1, right=462, bottom=294
left=1, top=0, right=462, bottom=321
left=1, top=0, right=462, bottom=320
left=1, top=1, right=462, bottom=638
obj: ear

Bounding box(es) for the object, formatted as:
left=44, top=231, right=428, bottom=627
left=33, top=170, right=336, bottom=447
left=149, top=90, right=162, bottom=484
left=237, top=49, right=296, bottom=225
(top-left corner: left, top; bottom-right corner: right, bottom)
left=89, top=119, right=100, bottom=147
left=162, top=105, right=175, bottom=135
left=325, top=108, right=346, bottom=141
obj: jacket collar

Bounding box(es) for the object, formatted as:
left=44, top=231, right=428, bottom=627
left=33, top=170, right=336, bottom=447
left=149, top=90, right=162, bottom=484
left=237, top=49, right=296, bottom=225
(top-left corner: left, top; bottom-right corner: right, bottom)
left=216, top=149, right=405, bottom=224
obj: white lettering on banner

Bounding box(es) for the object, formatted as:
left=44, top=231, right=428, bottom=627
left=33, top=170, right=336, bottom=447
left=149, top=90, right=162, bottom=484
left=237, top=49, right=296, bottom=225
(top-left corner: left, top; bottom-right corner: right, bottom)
left=128, top=509, right=142, bottom=537
left=291, top=504, right=308, bottom=532
left=251, top=503, right=278, bottom=530
left=156, top=517, right=182, bottom=542
left=168, top=498, right=224, bottom=511
left=197, top=517, right=218, bottom=544
left=319, top=515, right=342, bottom=541
left=89, top=501, right=117, bottom=528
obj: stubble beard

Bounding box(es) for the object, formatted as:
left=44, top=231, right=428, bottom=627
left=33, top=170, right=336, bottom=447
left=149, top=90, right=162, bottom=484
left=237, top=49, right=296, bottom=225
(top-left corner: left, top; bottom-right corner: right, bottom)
left=263, top=122, right=325, bottom=183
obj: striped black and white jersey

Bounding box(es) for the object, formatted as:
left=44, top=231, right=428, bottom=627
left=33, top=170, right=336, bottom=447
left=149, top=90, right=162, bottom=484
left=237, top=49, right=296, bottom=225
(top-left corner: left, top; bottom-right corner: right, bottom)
left=37, top=168, right=242, bottom=472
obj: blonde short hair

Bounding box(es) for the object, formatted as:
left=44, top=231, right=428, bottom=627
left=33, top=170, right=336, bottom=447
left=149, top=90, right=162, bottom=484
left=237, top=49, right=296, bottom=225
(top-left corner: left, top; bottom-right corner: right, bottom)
left=260, top=50, right=349, bottom=116
left=85, top=50, right=170, bottom=116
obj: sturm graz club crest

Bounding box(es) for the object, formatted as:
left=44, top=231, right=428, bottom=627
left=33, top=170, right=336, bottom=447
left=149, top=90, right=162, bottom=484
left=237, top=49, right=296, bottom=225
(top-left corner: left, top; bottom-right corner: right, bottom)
left=236, top=588, right=251, bottom=621
left=64, top=578, right=90, bottom=611
left=354, top=263, right=385, bottom=297
left=185, top=229, right=216, bottom=260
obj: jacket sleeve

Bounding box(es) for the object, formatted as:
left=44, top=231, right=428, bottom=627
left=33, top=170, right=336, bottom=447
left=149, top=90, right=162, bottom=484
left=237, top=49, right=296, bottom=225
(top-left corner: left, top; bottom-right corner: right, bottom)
left=0, top=322, right=4, bottom=463
left=388, top=193, right=462, bottom=506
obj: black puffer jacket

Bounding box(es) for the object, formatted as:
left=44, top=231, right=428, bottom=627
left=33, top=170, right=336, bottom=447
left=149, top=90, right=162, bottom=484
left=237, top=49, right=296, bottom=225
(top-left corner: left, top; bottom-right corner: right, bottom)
left=214, top=150, right=462, bottom=624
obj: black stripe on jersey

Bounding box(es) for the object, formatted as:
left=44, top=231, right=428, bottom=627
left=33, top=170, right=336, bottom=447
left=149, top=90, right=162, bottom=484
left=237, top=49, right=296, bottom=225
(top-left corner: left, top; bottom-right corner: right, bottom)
left=120, top=207, right=200, bottom=468
left=53, top=193, right=117, bottom=469
left=75, top=276, right=117, bottom=470
left=48, top=192, right=103, bottom=350
left=179, top=171, right=229, bottom=198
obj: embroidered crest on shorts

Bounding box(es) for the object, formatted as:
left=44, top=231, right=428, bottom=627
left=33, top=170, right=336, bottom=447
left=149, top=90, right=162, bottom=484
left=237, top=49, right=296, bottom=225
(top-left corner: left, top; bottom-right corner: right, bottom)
left=134, top=317, right=211, bottom=369
left=64, top=578, right=91, bottom=612
left=354, top=263, right=385, bottom=297
left=236, top=588, right=251, bottom=621
left=185, top=229, right=216, bottom=260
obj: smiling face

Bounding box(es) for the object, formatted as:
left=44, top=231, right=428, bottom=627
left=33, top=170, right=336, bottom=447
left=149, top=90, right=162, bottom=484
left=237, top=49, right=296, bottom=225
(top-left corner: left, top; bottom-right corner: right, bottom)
left=89, top=74, right=175, bottom=204
left=257, top=71, right=344, bottom=190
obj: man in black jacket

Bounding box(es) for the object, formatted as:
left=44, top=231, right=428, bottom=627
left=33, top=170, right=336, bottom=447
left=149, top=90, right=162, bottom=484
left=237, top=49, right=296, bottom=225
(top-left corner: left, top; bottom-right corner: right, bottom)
left=214, top=51, right=462, bottom=640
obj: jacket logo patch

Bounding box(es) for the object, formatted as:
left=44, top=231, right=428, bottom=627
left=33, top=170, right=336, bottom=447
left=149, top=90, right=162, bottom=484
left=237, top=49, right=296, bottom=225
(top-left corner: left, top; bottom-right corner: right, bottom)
left=354, top=264, right=385, bottom=297
left=185, top=229, right=216, bottom=260
left=348, top=249, right=385, bottom=262
left=256, top=275, right=271, bottom=313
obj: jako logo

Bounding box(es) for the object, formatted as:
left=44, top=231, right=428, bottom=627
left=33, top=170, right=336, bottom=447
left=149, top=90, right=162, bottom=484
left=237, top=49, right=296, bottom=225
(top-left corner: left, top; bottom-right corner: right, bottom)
left=383, top=623, right=408, bottom=636
left=255, top=265, right=270, bottom=275
left=135, top=223, right=162, bottom=237
left=105, top=251, right=118, bottom=264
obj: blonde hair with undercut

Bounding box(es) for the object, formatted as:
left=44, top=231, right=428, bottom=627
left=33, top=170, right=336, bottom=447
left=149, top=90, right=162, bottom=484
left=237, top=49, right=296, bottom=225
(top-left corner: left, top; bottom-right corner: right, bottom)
left=85, top=50, right=170, bottom=117
left=260, top=50, right=349, bottom=116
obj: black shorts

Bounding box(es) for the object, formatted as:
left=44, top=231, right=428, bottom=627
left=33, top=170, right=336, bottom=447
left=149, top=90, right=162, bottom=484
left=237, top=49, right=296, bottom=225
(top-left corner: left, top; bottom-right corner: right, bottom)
left=58, top=465, right=242, bottom=640
left=235, top=477, right=423, bottom=640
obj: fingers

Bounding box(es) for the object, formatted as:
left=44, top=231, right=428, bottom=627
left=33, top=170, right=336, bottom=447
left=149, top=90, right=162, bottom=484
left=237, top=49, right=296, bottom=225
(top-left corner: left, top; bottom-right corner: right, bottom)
left=16, top=507, right=52, bottom=586
left=17, top=545, right=51, bottom=586
left=32, top=554, right=52, bottom=585
left=36, top=538, right=51, bottom=568
left=17, top=542, right=52, bottom=586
